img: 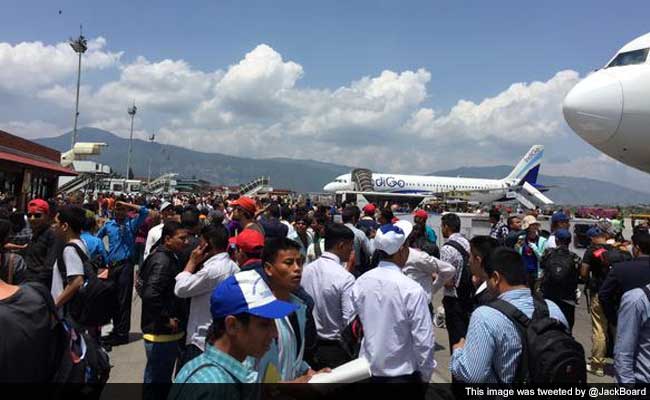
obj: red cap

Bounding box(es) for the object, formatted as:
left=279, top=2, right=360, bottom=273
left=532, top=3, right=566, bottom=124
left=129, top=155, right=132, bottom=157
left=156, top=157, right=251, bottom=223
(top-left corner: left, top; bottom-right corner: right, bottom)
left=229, top=229, right=265, bottom=254
left=413, top=210, right=428, bottom=220
left=27, top=199, right=49, bottom=215
left=230, top=196, right=257, bottom=215
left=362, top=204, right=376, bottom=215
left=391, top=217, right=400, bottom=223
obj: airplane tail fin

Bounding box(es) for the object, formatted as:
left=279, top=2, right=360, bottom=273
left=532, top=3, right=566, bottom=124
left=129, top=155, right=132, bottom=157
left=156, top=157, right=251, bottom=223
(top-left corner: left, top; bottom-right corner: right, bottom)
left=503, top=145, right=544, bottom=186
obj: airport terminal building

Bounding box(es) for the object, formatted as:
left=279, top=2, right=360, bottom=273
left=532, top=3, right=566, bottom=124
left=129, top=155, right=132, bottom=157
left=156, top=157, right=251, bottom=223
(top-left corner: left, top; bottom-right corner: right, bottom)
left=0, top=129, right=75, bottom=210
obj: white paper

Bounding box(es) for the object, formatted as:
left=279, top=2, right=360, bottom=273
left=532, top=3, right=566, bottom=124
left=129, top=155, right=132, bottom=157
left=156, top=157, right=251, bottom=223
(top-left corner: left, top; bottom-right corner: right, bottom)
left=308, top=357, right=371, bottom=384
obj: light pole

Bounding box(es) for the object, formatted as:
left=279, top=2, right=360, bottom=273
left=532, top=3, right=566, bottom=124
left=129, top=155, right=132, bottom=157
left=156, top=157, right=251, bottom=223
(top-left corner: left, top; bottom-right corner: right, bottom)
left=69, top=26, right=88, bottom=150
left=125, top=103, right=137, bottom=192
left=147, top=133, right=155, bottom=186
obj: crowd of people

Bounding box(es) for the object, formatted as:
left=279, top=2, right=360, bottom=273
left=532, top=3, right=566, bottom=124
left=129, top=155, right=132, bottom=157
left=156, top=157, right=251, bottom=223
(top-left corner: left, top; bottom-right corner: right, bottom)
left=1, top=190, right=650, bottom=396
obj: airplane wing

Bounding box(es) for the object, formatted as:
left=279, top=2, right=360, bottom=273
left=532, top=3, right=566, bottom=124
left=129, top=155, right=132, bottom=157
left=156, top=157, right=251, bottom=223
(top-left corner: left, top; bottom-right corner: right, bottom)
left=521, top=182, right=554, bottom=205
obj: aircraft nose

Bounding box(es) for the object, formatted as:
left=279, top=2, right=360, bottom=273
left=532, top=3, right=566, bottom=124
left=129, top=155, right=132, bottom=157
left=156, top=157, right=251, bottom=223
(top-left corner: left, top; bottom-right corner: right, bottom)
left=563, top=71, right=623, bottom=145
left=323, top=183, right=334, bottom=192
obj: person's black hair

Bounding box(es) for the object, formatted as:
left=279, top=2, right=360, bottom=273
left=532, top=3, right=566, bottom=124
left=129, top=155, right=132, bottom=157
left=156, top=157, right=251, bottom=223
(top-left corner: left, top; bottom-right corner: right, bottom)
left=201, top=223, right=229, bottom=252
left=441, top=213, right=461, bottom=233
left=557, top=234, right=572, bottom=247
left=268, top=203, right=281, bottom=219
left=206, top=313, right=251, bottom=344
left=379, top=208, right=394, bottom=223
left=633, top=231, right=650, bottom=255
left=312, top=211, right=327, bottom=226
left=0, top=219, right=12, bottom=245
left=82, top=215, right=97, bottom=232
left=181, top=209, right=200, bottom=229
left=507, top=215, right=520, bottom=228
left=294, top=211, right=311, bottom=226
left=280, top=206, right=292, bottom=221
left=341, top=207, right=357, bottom=224
left=489, top=208, right=501, bottom=222
left=324, top=223, right=355, bottom=251
left=489, top=247, right=528, bottom=286
left=174, top=205, right=185, bottom=215
left=262, top=237, right=302, bottom=265
left=160, top=221, right=184, bottom=244
left=470, top=236, right=499, bottom=274
left=57, top=205, right=86, bottom=234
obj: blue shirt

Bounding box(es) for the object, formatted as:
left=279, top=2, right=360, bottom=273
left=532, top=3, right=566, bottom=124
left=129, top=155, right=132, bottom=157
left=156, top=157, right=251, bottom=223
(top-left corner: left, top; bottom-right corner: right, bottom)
left=450, top=288, right=568, bottom=383
left=615, top=287, right=650, bottom=383
left=96, top=207, right=148, bottom=264
left=171, top=345, right=258, bottom=400
left=81, top=232, right=109, bottom=266
left=425, top=225, right=438, bottom=244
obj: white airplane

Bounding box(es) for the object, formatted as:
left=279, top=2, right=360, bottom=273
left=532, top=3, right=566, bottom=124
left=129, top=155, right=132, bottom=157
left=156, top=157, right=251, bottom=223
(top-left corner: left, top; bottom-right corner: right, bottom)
left=323, top=145, right=553, bottom=208
left=563, top=32, right=650, bottom=173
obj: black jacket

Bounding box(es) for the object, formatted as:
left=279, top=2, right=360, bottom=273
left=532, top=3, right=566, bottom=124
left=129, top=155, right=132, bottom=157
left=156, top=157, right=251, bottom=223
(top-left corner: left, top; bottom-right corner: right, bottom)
left=22, top=227, right=61, bottom=289
left=140, top=245, right=186, bottom=335
left=599, top=255, right=650, bottom=323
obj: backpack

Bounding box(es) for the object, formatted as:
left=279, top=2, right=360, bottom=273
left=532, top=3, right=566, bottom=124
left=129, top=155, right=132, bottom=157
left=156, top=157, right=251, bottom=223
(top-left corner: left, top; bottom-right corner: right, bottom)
left=488, top=297, right=586, bottom=383
left=443, top=240, right=474, bottom=306
left=28, top=282, right=111, bottom=388
left=58, top=242, right=117, bottom=327
left=540, top=248, right=578, bottom=300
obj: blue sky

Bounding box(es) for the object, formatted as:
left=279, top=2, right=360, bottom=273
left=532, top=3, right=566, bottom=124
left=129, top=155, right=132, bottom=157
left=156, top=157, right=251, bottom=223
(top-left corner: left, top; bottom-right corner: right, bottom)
left=1, top=0, right=650, bottom=189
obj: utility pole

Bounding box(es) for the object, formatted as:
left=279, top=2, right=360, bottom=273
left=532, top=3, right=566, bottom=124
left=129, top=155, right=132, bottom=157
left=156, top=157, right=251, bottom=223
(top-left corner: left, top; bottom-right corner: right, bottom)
left=125, top=102, right=137, bottom=192
left=147, top=133, right=155, bottom=187
left=69, top=25, right=88, bottom=150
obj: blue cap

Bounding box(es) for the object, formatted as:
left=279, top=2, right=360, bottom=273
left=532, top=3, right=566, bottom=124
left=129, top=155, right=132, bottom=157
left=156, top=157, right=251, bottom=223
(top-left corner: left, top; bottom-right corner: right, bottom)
left=555, top=228, right=571, bottom=241
left=551, top=212, right=570, bottom=223
left=210, top=270, right=298, bottom=320
left=587, top=227, right=605, bottom=238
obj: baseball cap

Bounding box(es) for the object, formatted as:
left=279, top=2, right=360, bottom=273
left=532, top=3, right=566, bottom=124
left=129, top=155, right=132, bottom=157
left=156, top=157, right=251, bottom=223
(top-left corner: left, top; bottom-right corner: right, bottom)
left=229, top=229, right=265, bottom=253
left=413, top=209, right=428, bottom=220
left=27, top=199, right=49, bottom=215
left=230, top=196, right=257, bottom=215
left=210, top=269, right=297, bottom=320
left=551, top=212, right=570, bottom=224
left=374, top=220, right=413, bottom=256
left=159, top=201, right=173, bottom=212
left=362, top=204, right=376, bottom=215
left=554, top=228, right=571, bottom=241
left=587, top=227, right=605, bottom=238
left=521, top=215, right=539, bottom=230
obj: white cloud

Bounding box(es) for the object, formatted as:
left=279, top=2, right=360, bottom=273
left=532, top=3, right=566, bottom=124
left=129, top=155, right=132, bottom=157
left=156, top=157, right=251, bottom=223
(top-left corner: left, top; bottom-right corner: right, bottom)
left=0, top=37, right=122, bottom=91
left=0, top=120, right=63, bottom=139
left=5, top=38, right=645, bottom=189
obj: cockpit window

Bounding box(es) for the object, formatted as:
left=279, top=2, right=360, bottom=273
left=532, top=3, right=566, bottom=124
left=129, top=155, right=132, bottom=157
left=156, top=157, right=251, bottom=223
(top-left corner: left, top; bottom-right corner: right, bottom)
left=607, top=48, right=649, bottom=68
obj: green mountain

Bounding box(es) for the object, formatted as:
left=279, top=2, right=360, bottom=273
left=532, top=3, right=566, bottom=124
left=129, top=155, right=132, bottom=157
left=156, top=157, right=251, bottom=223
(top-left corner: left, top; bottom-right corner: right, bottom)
left=35, top=127, right=649, bottom=205
left=36, top=127, right=352, bottom=193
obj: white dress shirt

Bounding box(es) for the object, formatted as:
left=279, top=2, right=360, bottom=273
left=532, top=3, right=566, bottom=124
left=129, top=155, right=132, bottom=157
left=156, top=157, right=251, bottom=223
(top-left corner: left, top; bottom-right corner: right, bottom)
left=352, top=260, right=436, bottom=381
left=174, top=252, right=239, bottom=350
left=302, top=252, right=356, bottom=341
left=143, top=223, right=163, bottom=261
left=403, top=247, right=456, bottom=302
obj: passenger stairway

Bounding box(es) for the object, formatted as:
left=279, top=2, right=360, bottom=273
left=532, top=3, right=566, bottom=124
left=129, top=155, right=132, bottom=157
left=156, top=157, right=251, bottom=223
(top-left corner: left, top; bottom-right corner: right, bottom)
left=351, top=168, right=374, bottom=192
left=144, top=173, right=178, bottom=194
left=57, top=174, right=94, bottom=195
left=239, top=176, right=270, bottom=196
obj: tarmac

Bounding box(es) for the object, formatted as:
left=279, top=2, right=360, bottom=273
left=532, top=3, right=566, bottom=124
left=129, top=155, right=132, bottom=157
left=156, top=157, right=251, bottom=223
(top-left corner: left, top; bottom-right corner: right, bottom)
left=106, top=285, right=616, bottom=384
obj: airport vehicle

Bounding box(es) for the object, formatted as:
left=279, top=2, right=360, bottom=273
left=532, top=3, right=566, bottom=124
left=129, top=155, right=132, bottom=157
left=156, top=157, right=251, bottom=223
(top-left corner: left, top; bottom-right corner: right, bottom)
left=323, top=145, right=552, bottom=208
left=563, top=32, right=650, bottom=173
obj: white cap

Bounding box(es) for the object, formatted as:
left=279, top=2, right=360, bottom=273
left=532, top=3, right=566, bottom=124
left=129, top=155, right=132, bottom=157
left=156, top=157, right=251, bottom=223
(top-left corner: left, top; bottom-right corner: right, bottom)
left=160, top=201, right=173, bottom=212
left=374, top=220, right=413, bottom=255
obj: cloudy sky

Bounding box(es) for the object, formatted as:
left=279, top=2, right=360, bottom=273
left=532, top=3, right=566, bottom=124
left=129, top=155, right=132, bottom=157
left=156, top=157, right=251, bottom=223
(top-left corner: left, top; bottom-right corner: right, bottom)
left=2, top=0, right=650, bottom=190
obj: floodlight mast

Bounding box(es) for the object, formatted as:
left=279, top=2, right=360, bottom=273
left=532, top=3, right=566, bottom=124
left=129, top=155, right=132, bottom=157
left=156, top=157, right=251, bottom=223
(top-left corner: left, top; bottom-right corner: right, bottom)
left=125, top=103, right=137, bottom=191
left=69, top=25, right=88, bottom=150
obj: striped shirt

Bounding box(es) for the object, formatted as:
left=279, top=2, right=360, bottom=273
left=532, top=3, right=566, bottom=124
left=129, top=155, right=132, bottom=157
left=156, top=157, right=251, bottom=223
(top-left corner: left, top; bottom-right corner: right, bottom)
left=449, top=288, right=568, bottom=383
left=174, top=345, right=258, bottom=384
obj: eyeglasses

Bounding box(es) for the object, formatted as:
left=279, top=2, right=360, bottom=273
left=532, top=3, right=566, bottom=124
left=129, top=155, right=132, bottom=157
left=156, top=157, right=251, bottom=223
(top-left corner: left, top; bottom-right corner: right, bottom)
left=27, top=213, right=44, bottom=219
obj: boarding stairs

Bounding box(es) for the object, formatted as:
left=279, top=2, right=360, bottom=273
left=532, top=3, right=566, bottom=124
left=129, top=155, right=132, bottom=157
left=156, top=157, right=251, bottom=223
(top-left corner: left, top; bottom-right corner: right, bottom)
left=57, top=174, right=95, bottom=195
left=144, top=173, right=178, bottom=194
left=351, top=168, right=374, bottom=192
left=239, top=176, right=270, bottom=196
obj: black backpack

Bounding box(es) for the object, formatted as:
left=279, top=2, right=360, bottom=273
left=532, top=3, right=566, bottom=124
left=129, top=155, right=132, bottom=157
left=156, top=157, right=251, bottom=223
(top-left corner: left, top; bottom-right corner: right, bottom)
left=540, top=248, right=578, bottom=300
left=58, top=242, right=117, bottom=327
left=443, top=240, right=474, bottom=305
left=488, top=297, right=586, bottom=383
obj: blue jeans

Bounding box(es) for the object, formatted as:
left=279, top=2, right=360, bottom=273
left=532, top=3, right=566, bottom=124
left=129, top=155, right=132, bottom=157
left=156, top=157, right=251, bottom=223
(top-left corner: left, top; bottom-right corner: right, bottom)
left=143, top=340, right=180, bottom=384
